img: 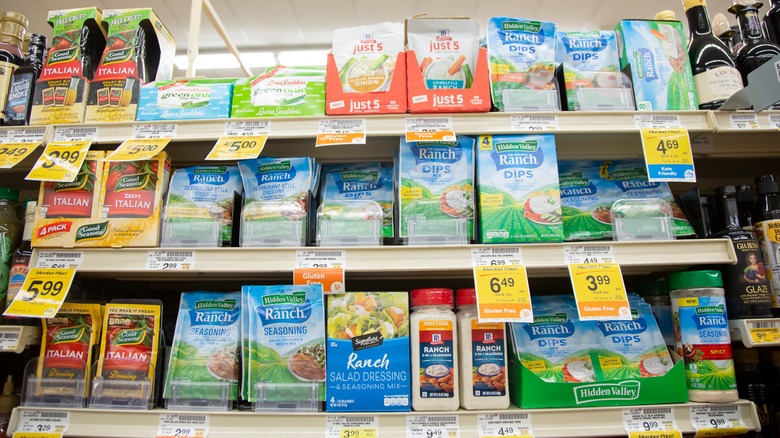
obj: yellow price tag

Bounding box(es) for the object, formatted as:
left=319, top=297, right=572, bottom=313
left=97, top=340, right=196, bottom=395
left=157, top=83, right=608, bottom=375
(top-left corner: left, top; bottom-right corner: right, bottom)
left=640, top=128, right=695, bottom=182
left=25, top=140, right=91, bottom=182
left=0, top=142, right=41, bottom=168
left=13, top=433, right=63, bottom=438
left=106, top=137, right=171, bottom=161
left=340, top=428, right=377, bottom=438
left=473, top=265, right=532, bottom=322
left=629, top=432, right=682, bottom=438
left=569, top=263, right=631, bottom=320
left=3, top=268, right=76, bottom=318
left=749, top=326, right=780, bottom=344
left=206, top=135, right=267, bottom=160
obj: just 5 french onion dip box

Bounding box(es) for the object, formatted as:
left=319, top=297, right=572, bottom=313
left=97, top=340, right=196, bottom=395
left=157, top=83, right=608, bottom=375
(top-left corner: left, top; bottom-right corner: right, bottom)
left=33, top=152, right=170, bottom=248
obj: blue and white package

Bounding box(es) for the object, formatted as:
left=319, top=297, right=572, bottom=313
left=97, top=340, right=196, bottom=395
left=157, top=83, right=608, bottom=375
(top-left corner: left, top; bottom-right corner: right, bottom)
left=326, top=292, right=411, bottom=411
left=555, top=31, right=621, bottom=110
left=136, top=79, right=235, bottom=121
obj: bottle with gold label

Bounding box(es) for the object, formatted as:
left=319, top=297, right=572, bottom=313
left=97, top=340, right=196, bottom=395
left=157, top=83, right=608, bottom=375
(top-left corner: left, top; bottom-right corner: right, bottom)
left=0, top=11, right=27, bottom=125
left=682, top=0, right=744, bottom=109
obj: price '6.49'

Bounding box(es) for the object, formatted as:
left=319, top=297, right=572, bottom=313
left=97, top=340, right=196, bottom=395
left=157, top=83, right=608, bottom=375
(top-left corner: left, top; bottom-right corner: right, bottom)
left=490, top=276, right=515, bottom=293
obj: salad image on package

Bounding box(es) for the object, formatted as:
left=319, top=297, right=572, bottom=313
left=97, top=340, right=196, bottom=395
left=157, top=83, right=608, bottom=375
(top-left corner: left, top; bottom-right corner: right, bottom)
left=406, top=18, right=479, bottom=89
left=332, top=22, right=404, bottom=93
left=487, top=17, right=558, bottom=110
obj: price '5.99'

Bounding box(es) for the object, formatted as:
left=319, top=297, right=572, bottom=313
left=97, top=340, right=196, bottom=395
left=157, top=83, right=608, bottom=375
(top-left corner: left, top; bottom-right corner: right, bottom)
left=22, top=279, right=65, bottom=301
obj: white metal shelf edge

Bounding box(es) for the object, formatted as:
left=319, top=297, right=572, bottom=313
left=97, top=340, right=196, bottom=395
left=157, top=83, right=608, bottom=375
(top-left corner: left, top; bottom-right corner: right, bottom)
left=0, top=325, right=41, bottom=354
left=729, top=318, right=780, bottom=348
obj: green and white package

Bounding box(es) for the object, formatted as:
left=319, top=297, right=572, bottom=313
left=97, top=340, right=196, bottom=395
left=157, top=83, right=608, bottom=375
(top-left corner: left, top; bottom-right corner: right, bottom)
left=406, top=18, right=479, bottom=89
left=231, top=66, right=325, bottom=118
left=332, top=22, right=404, bottom=93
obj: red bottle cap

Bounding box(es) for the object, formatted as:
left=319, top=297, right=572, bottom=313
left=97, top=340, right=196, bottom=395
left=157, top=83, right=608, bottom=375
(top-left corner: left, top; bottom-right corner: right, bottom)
left=411, top=288, right=454, bottom=307
left=456, top=288, right=477, bottom=307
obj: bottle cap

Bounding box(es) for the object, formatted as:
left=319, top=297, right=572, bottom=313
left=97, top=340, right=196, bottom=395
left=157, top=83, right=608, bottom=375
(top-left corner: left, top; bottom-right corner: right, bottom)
left=713, top=13, right=734, bottom=36
left=29, top=33, right=46, bottom=48
left=683, top=0, right=707, bottom=12
left=0, top=188, right=20, bottom=202
left=736, top=185, right=754, bottom=202
left=455, top=288, right=476, bottom=307
left=655, top=10, right=677, bottom=20
left=755, top=175, right=779, bottom=194
left=667, top=270, right=723, bottom=291
left=0, top=11, right=28, bottom=28
left=715, top=185, right=738, bottom=197
left=411, top=288, right=454, bottom=308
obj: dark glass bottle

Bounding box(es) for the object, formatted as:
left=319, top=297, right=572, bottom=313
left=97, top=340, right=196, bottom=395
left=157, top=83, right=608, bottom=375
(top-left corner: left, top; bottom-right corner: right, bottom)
left=733, top=347, right=774, bottom=437
left=764, top=0, right=780, bottom=44
left=730, top=1, right=780, bottom=85
left=714, top=185, right=772, bottom=318
left=754, top=175, right=780, bottom=224
left=0, top=11, right=27, bottom=125
left=737, top=184, right=756, bottom=230
left=4, top=34, right=45, bottom=126
left=713, top=12, right=737, bottom=53
left=752, top=175, right=780, bottom=316
left=683, top=0, right=745, bottom=109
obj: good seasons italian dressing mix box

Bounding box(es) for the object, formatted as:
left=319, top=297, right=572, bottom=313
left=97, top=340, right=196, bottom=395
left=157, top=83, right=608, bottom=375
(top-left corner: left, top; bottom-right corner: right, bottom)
left=326, top=292, right=410, bottom=411
left=476, top=134, right=563, bottom=243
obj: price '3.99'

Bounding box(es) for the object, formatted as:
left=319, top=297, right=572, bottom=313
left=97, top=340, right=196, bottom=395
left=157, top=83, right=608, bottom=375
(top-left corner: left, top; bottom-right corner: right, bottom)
left=42, top=150, right=80, bottom=168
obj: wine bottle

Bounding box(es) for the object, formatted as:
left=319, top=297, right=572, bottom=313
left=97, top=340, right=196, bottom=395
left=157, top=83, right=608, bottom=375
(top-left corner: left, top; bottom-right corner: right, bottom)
left=764, top=0, right=780, bottom=44
left=730, top=0, right=780, bottom=85
left=713, top=12, right=737, bottom=53
left=683, top=0, right=744, bottom=109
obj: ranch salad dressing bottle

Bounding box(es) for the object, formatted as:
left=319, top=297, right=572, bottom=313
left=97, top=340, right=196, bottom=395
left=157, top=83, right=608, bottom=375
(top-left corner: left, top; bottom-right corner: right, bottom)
left=455, top=288, right=509, bottom=410
left=410, top=288, right=459, bottom=411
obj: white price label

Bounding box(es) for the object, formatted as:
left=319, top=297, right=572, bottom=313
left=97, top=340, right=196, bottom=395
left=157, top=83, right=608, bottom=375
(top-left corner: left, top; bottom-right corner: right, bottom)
left=325, top=415, right=378, bottom=438
left=564, top=245, right=615, bottom=264
left=53, top=126, right=98, bottom=142
left=623, top=407, right=681, bottom=436
left=511, top=115, right=559, bottom=131
left=729, top=113, right=761, bottom=130
left=768, top=114, right=780, bottom=129
left=478, top=413, right=533, bottom=438
left=223, top=120, right=271, bottom=137
left=17, top=410, right=70, bottom=433
left=406, top=415, right=459, bottom=438
left=405, top=117, right=456, bottom=142
left=690, top=405, right=748, bottom=437
left=35, top=251, right=84, bottom=269
left=146, top=250, right=195, bottom=270
left=295, top=250, right=345, bottom=269
left=634, top=115, right=682, bottom=129
left=132, top=124, right=177, bottom=139
left=0, top=127, right=46, bottom=144
left=471, top=247, right=523, bottom=266
left=156, top=414, right=208, bottom=438
left=0, top=328, right=20, bottom=351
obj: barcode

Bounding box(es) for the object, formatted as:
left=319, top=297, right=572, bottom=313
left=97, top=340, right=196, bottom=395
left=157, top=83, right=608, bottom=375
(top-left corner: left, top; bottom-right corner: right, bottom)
left=312, top=251, right=342, bottom=257
left=641, top=408, right=671, bottom=415
left=1, top=332, right=19, bottom=339
left=731, top=115, right=756, bottom=121
left=427, top=416, right=457, bottom=422
left=327, top=120, right=363, bottom=127
left=343, top=416, right=374, bottom=422
left=586, top=245, right=612, bottom=252
left=499, top=413, right=528, bottom=420
left=231, top=121, right=267, bottom=127
left=705, top=405, right=737, bottom=413
left=50, top=252, right=82, bottom=258
left=177, top=415, right=206, bottom=422
left=163, top=251, right=193, bottom=258
left=528, top=116, right=555, bottom=121
left=751, top=321, right=777, bottom=329
left=651, top=115, right=679, bottom=121
left=491, top=248, right=520, bottom=254
left=39, top=411, right=67, bottom=418
left=57, top=127, right=96, bottom=139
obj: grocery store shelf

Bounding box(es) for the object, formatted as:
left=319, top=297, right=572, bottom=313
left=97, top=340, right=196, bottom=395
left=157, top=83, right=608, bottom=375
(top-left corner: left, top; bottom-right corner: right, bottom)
left=711, top=110, right=780, bottom=133
left=8, top=400, right=760, bottom=437
left=0, top=325, right=41, bottom=354
left=32, top=239, right=737, bottom=280
left=730, top=318, right=780, bottom=348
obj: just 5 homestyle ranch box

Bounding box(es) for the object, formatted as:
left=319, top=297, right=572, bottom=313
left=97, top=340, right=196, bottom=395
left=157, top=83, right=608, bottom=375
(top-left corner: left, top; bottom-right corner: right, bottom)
left=615, top=19, right=698, bottom=111
left=326, top=292, right=410, bottom=411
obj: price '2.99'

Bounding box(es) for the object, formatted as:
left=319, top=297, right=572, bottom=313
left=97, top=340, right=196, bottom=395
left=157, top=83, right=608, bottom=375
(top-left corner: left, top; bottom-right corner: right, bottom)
left=22, top=280, right=64, bottom=301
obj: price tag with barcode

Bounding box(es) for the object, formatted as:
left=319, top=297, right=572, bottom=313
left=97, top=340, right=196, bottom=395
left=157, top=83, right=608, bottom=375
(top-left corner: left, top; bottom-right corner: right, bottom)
left=0, top=327, right=20, bottom=352
left=2, top=127, right=46, bottom=144
left=132, top=123, right=177, bottom=139
left=623, top=407, right=682, bottom=438
left=294, top=250, right=345, bottom=294
left=35, top=251, right=84, bottom=269
left=406, top=415, right=459, bottom=438
left=768, top=114, right=780, bottom=129
left=748, top=319, right=780, bottom=344
left=634, top=115, right=682, bottom=129
left=16, top=410, right=69, bottom=434
left=325, top=415, right=378, bottom=438
left=146, top=250, right=195, bottom=270
left=730, top=113, right=761, bottom=130
left=223, top=120, right=271, bottom=137
left=478, top=413, right=533, bottom=438
left=316, top=118, right=367, bottom=147
left=564, top=245, right=615, bottom=264
left=690, top=405, right=748, bottom=437
left=53, top=126, right=98, bottom=142
left=472, top=248, right=532, bottom=323
left=511, top=115, right=559, bottom=131
left=155, top=413, right=208, bottom=438
left=405, top=117, right=456, bottom=142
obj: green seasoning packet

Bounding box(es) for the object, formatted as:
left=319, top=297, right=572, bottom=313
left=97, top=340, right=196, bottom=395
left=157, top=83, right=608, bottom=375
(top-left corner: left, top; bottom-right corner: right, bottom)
left=558, top=160, right=695, bottom=241
left=164, top=291, right=241, bottom=401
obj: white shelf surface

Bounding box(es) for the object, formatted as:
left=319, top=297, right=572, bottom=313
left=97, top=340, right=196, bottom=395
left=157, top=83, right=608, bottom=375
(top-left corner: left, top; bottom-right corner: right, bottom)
left=30, top=239, right=737, bottom=280
left=0, top=325, right=41, bottom=354
left=711, top=110, right=780, bottom=133
left=8, top=401, right=760, bottom=438
left=729, top=318, right=780, bottom=348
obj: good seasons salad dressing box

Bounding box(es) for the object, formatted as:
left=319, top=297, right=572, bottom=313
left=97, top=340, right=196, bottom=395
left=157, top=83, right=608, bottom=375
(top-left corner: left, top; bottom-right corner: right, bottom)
left=398, top=137, right=475, bottom=241
left=615, top=20, right=698, bottom=111
left=476, top=134, right=563, bottom=243
left=326, top=292, right=410, bottom=411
